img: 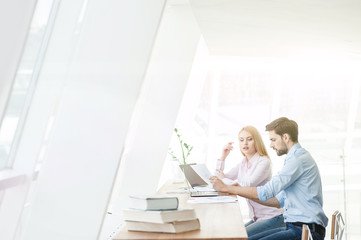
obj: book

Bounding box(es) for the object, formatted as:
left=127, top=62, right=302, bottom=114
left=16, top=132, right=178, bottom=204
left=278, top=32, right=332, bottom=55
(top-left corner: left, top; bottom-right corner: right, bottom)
left=129, top=195, right=178, bottom=211
left=125, top=218, right=200, bottom=233
left=122, top=208, right=197, bottom=223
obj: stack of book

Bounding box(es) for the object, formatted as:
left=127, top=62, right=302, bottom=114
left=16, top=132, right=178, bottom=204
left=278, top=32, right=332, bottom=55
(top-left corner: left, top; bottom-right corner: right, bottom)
left=123, top=195, right=200, bottom=233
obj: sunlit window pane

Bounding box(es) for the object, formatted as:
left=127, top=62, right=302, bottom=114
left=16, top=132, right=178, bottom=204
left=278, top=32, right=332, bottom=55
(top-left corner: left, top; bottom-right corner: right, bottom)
left=168, top=51, right=361, bottom=238
left=0, top=0, right=54, bottom=169
left=279, top=77, right=351, bottom=134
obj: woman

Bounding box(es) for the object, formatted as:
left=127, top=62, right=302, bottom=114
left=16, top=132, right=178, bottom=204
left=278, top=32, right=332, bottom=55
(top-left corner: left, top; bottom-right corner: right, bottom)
left=215, top=126, right=284, bottom=237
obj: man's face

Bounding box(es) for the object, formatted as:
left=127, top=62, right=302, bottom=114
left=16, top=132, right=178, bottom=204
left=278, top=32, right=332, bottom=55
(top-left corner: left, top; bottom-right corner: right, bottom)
left=268, top=130, right=288, bottom=156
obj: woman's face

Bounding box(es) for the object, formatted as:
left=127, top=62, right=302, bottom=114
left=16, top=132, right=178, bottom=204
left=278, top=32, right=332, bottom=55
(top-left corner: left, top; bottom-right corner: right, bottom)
left=238, top=130, right=256, bottom=157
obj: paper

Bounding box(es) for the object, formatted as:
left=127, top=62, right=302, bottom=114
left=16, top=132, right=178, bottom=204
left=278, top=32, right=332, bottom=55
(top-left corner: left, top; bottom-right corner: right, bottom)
left=166, top=187, right=216, bottom=194
left=193, top=186, right=217, bottom=192
left=187, top=196, right=237, bottom=204
left=166, top=189, right=190, bottom=194
left=190, top=164, right=213, bottom=186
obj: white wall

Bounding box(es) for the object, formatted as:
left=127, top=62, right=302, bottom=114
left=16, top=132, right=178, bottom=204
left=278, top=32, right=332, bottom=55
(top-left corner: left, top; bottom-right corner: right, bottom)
left=108, top=0, right=201, bottom=215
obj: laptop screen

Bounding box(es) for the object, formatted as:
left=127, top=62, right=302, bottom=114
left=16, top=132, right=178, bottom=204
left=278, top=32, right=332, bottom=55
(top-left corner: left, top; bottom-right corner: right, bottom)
left=179, top=164, right=208, bottom=187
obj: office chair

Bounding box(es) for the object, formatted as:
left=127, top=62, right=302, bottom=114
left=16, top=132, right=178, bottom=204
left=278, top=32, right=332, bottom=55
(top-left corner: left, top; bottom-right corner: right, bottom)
left=301, top=224, right=313, bottom=240
left=331, top=210, right=345, bottom=240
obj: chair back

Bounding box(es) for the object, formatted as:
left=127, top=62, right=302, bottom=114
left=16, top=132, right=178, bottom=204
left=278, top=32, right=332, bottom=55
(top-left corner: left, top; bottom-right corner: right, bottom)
left=301, top=224, right=313, bottom=240
left=331, top=210, right=345, bottom=240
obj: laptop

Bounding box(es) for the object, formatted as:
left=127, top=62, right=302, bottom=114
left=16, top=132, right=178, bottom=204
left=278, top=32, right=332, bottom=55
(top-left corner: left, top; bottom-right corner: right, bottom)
left=179, top=164, right=223, bottom=197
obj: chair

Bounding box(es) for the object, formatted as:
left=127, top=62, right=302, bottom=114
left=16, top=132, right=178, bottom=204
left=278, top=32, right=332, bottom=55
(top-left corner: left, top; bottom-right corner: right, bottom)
left=331, top=210, right=345, bottom=240
left=301, top=224, right=313, bottom=240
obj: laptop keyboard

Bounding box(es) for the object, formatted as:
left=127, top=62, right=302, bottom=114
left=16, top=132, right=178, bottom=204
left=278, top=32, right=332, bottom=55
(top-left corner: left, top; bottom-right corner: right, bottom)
left=190, top=191, right=220, bottom=197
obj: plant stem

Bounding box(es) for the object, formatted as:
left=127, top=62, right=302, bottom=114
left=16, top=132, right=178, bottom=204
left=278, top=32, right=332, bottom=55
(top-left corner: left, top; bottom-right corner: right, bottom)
left=178, top=139, right=186, bottom=164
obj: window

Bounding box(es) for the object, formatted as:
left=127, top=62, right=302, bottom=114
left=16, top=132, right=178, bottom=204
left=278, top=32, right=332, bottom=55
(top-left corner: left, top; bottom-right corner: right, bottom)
left=0, top=0, right=54, bottom=169
left=166, top=48, right=361, bottom=238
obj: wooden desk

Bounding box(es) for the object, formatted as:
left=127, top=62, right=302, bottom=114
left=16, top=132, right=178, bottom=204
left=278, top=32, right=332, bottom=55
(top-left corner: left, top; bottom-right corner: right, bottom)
left=113, top=182, right=248, bottom=240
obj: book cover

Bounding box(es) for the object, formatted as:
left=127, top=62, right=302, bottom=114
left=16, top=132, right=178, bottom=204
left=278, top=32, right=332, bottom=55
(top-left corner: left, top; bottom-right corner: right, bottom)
left=122, top=208, right=196, bottom=223
left=128, top=195, right=179, bottom=211
left=125, top=218, right=200, bottom=233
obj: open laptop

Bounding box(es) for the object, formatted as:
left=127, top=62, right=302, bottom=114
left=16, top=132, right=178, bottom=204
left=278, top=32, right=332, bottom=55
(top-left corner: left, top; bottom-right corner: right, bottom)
left=179, top=164, right=223, bottom=197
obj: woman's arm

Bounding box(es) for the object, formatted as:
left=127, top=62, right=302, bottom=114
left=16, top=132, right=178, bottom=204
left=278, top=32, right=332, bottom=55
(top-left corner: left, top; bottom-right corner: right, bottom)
left=215, top=142, right=238, bottom=180
left=223, top=162, right=241, bottom=180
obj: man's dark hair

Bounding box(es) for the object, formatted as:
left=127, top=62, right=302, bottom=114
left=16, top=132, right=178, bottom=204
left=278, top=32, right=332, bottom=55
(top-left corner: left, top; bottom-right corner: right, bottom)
left=265, top=117, right=298, bottom=142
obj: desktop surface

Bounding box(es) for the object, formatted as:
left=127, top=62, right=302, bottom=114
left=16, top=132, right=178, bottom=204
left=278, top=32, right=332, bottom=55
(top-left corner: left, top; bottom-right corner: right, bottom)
left=113, top=181, right=247, bottom=240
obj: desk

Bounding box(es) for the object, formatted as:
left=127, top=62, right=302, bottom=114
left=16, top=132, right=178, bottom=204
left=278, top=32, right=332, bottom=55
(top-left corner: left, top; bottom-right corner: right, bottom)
left=113, top=182, right=248, bottom=240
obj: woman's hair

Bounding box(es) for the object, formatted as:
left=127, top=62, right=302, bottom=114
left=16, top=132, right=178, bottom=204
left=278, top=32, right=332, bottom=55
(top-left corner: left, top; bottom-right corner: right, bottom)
left=239, top=125, right=270, bottom=159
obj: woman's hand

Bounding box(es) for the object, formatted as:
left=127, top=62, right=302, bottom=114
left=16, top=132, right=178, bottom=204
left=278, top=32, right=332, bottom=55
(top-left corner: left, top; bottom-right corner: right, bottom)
left=231, top=180, right=240, bottom=186
left=219, top=142, right=234, bottom=161
left=210, top=176, right=228, bottom=192
left=215, top=169, right=225, bottom=179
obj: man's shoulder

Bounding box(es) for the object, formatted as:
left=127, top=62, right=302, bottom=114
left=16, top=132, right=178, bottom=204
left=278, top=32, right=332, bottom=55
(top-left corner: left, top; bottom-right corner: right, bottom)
left=293, top=147, right=316, bottom=164
left=293, top=145, right=309, bottom=156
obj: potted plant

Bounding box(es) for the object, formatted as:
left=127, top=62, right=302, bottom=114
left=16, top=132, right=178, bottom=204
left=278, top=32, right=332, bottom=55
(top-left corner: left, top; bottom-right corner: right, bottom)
left=168, top=128, right=194, bottom=183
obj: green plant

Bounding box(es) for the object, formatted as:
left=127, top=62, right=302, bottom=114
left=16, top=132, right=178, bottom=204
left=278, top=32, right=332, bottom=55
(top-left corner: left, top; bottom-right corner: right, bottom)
left=168, top=128, right=193, bottom=164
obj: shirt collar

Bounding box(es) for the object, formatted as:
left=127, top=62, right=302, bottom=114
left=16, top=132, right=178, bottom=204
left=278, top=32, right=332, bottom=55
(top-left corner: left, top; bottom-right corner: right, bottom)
left=286, top=142, right=301, bottom=158
left=242, top=152, right=260, bottom=168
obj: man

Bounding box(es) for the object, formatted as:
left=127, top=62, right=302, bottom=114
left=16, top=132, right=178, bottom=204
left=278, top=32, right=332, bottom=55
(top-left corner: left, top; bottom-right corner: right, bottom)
left=210, top=117, right=328, bottom=240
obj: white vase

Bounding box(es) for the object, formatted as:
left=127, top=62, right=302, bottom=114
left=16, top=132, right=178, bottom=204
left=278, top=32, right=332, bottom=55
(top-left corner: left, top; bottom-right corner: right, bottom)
left=171, top=160, right=186, bottom=183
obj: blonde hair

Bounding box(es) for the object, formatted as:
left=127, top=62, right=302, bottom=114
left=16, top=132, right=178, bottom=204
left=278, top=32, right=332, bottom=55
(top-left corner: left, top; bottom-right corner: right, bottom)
left=238, top=125, right=270, bottom=159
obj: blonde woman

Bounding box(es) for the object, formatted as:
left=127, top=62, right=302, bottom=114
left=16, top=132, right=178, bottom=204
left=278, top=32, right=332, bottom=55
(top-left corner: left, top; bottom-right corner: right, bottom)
left=215, top=126, right=284, bottom=237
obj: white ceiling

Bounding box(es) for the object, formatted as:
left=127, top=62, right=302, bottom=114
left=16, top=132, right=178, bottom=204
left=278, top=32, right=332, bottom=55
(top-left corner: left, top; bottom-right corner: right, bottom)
left=188, top=0, right=361, bottom=59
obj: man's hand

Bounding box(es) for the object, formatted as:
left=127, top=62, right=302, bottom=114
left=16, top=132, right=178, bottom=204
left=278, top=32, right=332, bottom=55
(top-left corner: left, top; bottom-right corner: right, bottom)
left=210, top=177, right=260, bottom=202
left=210, top=176, right=229, bottom=192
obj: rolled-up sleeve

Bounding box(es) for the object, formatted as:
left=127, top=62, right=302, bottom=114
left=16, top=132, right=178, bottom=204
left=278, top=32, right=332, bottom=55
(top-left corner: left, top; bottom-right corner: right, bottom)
left=257, top=185, right=271, bottom=202
left=257, top=187, right=285, bottom=206
left=276, top=191, right=286, bottom=208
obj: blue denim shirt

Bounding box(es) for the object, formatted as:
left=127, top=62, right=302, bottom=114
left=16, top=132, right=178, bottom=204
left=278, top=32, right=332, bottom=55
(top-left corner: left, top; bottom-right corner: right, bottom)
left=257, top=143, right=328, bottom=227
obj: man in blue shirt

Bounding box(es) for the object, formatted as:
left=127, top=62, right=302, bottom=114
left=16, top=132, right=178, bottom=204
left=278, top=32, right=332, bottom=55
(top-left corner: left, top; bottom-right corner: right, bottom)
left=211, top=117, right=328, bottom=240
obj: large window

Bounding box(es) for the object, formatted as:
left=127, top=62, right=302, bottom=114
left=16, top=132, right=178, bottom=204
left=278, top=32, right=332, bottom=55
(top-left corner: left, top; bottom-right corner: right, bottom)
left=0, top=0, right=54, bottom=169
left=165, top=48, right=361, bottom=239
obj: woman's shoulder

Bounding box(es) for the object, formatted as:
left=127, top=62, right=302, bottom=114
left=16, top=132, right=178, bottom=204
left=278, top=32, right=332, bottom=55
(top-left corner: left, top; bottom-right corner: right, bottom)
left=255, top=153, right=271, bottom=164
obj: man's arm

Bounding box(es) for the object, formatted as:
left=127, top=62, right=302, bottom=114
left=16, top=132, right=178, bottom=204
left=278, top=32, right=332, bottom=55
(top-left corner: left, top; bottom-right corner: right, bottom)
left=210, top=176, right=281, bottom=208
left=251, top=197, right=281, bottom=208
left=211, top=176, right=258, bottom=199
